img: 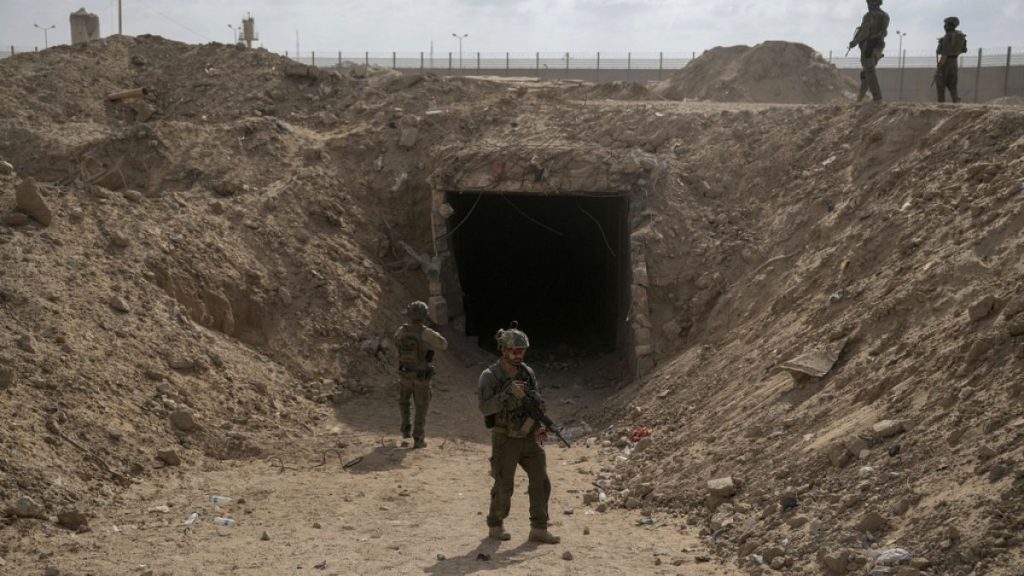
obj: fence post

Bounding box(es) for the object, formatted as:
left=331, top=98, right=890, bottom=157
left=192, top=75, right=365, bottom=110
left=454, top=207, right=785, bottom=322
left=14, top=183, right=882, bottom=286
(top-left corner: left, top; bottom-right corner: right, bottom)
left=506, top=52, right=509, bottom=75
left=421, top=51, right=424, bottom=71
left=312, top=51, right=315, bottom=66
left=828, top=50, right=832, bottom=63
left=448, top=52, right=452, bottom=74
left=597, top=52, right=601, bottom=83
left=1006, top=47, right=1013, bottom=97
left=565, top=52, right=569, bottom=79
left=658, top=52, right=663, bottom=80
left=10, top=45, right=13, bottom=57
left=536, top=52, right=539, bottom=73
left=477, top=51, right=480, bottom=71
left=392, top=51, right=396, bottom=69
left=285, top=50, right=289, bottom=58
left=627, top=52, right=631, bottom=82
left=338, top=51, right=342, bottom=66
left=365, top=51, right=369, bottom=67
left=898, top=49, right=905, bottom=101
left=974, top=47, right=982, bottom=102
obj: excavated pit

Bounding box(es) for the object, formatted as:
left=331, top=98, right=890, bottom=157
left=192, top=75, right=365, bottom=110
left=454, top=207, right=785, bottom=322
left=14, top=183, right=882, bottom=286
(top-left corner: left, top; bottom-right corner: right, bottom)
left=446, top=192, right=630, bottom=357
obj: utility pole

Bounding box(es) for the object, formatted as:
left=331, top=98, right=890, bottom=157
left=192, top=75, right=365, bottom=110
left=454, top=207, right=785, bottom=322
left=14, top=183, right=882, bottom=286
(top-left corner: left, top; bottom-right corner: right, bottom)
left=33, top=23, right=56, bottom=48
left=227, top=24, right=236, bottom=44
left=296, top=29, right=299, bottom=59
left=118, top=0, right=122, bottom=35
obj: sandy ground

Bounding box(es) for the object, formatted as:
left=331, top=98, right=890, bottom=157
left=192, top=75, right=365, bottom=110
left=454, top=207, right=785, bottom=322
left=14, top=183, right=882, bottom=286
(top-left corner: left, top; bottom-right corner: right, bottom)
left=2, top=353, right=739, bottom=576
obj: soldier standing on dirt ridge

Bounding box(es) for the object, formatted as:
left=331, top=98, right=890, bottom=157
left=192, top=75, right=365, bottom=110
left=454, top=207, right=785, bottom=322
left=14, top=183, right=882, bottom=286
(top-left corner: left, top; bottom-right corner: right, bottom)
left=848, top=0, right=890, bottom=102
left=935, top=17, right=968, bottom=103
left=478, top=323, right=560, bottom=544
left=393, top=301, right=447, bottom=449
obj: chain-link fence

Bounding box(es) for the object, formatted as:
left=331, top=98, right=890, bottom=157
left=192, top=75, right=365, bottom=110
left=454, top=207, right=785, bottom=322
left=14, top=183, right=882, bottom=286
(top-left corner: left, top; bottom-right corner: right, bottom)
left=4, top=43, right=1021, bottom=101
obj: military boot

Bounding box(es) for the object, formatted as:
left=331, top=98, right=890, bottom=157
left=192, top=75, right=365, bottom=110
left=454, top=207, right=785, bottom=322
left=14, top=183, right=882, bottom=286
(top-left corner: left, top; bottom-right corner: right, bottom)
left=528, top=528, right=560, bottom=544
left=488, top=526, right=511, bottom=541
left=413, top=437, right=427, bottom=449
left=401, top=424, right=412, bottom=439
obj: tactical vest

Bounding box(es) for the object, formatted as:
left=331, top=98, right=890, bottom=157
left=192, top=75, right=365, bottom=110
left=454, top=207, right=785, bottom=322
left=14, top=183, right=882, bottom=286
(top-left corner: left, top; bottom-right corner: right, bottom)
left=486, top=362, right=539, bottom=437
left=397, top=324, right=427, bottom=372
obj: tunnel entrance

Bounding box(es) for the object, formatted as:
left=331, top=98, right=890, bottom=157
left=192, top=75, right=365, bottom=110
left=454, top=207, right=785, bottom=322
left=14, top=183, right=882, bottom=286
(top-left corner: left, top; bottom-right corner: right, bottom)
left=446, top=192, right=630, bottom=358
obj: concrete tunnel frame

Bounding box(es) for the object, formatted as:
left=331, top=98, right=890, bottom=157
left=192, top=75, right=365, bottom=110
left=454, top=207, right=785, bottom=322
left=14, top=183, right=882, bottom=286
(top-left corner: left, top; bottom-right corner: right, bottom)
left=426, top=146, right=665, bottom=378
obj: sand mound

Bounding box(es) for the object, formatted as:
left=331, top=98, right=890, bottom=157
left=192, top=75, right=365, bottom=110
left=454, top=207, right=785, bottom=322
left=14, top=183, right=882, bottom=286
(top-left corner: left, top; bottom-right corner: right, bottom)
left=987, top=96, right=1024, bottom=106
left=655, top=40, right=857, bottom=103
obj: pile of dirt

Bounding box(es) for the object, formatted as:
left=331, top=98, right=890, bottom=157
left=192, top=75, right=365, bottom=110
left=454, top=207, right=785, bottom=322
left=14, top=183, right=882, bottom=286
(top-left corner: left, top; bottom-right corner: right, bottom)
left=2, top=35, right=1024, bottom=576
left=655, top=41, right=857, bottom=103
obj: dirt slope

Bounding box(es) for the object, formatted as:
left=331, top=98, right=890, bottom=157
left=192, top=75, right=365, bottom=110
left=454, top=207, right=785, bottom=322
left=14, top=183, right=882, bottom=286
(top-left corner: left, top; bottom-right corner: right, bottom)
left=1, top=35, right=1023, bottom=576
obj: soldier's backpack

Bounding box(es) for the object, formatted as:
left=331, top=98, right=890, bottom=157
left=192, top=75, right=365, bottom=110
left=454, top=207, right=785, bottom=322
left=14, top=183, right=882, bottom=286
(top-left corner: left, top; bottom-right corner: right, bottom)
left=951, top=31, right=967, bottom=55
left=397, top=324, right=425, bottom=368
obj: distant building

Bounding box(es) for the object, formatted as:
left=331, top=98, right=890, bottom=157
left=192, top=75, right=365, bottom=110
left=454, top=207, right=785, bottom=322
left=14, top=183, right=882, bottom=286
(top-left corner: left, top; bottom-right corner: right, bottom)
left=70, top=8, right=100, bottom=45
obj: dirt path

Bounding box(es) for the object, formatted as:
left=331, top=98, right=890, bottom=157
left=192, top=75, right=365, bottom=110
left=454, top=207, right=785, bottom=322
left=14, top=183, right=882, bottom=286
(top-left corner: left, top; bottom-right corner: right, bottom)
left=3, top=345, right=740, bottom=576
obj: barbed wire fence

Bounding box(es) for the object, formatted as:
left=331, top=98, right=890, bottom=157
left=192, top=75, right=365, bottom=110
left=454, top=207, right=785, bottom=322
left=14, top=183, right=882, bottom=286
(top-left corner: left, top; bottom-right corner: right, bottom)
left=4, top=43, right=1022, bottom=101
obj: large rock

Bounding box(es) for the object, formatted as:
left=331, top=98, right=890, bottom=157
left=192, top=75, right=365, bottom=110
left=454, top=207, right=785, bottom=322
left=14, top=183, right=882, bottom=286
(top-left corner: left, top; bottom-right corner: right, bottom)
left=967, top=295, right=997, bottom=321
left=15, top=177, right=52, bottom=225
left=57, top=508, right=89, bottom=531
left=707, top=476, right=737, bottom=498
left=169, top=409, right=198, bottom=432
left=0, top=160, right=14, bottom=175
left=856, top=511, right=888, bottom=533
left=871, top=420, right=904, bottom=438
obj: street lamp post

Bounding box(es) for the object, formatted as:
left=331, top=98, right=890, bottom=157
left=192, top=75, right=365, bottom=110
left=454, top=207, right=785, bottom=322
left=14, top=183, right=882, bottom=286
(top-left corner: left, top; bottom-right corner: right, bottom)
left=33, top=23, right=55, bottom=48
left=228, top=24, right=237, bottom=44
left=895, top=30, right=907, bottom=100
left=452, top=33, right=468, bottom=69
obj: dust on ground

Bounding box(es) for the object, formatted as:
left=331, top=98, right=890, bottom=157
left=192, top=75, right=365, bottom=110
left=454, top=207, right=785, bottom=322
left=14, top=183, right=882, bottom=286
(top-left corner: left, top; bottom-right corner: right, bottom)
left=655, top=41, right=857, bottom=103
left=2, top=35, right=1024, bottom=576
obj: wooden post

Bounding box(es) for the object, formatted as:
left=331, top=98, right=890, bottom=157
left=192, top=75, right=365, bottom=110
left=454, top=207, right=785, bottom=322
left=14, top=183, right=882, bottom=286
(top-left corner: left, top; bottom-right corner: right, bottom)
left=365, top=51, right=369, bottom=67
left=393, top=51, right=396, bottom=69
left=565, top=52, right=569, bottom=79
left=421, top=51, right=424, bottom=71
left=536, top=52, right=540, bottom=73
left=658, top=52, right=663, bottom=80
left=448, top=52, right=452, bottom=74
left=312, top=51, right=315, bottom=66
left=597, top=52, right=601, bottom=83
left=338, top=51, right=342, bottom=66
left=627, top=52, right=631, bottom=82
left=506, top=52, right=509, bottom=75
left=974, top=47, right=982, bottom=102
left=477, top=51, right=480, bottom=70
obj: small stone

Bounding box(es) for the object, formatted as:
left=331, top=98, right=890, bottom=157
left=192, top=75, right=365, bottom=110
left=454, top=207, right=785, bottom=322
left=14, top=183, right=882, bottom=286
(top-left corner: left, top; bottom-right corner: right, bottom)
left=44, top=567, right=60, bottom=576
left=856, top=511, right=888, bottom=533
left=16, top=334, right=37, bottom=353
left=977, top=445, right=998, bottom=461
left=967, top=295, right=997, bottom=321
left=583, top=526, right=590, bottom=535
left=312, top=522, right=322, bottom=529
left=109, top=231, right=131, bottom=247
left=8, top=496, right=46, bottom=518
left=707, top=476, right=737, bottom=498
left=0, top=160, right=14, bottom=175
left=15, top=177, right=52, bottom=225
left=988, top=464, right=1008, bottom=482
left=1, top=212, right=29, bottom=226
left=110, top=295, right=130, bottom=313
left=168, top=410, right=198, bottom=432
left=475, top=553, right=490, bottom=561
left=596, top=503, right=607, bottom=513
left=122, top=189, right=144, bottom=203
left=561, top=551, right=574, bottom=561
left=788, top=515, right=810, bottom=529
left=57, top=508, right=89, bottom=531
left=156, top=449, right=181, bottom=466
left=398, top=127, right=419, bottom=149
left=261, top=530, right=271, bottom=541
left=871, top=420, right=904, bottom=438
left=0, top=366, right=15, bottom=390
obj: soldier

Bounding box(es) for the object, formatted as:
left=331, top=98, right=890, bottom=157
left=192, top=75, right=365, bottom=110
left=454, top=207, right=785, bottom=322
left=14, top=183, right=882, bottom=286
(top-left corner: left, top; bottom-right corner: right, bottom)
left=935, top=17, right=968, bottom=103
left=848, top=0, right=890, bottom=102
left=393, top=301, right=447, bottom=449
left=478, top=323, right=560, bottom=544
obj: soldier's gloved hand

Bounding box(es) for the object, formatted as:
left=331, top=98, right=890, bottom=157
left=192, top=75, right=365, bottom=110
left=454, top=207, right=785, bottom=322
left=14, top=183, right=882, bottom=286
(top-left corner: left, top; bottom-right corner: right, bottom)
left=534, top=427, right=549, bottom=444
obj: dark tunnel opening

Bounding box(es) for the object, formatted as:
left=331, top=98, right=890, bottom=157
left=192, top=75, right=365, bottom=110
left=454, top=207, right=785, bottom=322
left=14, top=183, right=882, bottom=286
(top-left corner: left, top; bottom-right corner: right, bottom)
left=447, top=192, right=630, bottom=359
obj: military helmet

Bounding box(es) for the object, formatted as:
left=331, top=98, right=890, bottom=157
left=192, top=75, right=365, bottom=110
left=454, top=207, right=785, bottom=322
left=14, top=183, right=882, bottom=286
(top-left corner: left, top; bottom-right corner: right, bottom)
left=867, top=0, right=881, bottom=5
left=944, top=16, right=959, bottom=28
left=405, top=300, right=428, bottom=322
left=495, top=321, right=530, bottom=350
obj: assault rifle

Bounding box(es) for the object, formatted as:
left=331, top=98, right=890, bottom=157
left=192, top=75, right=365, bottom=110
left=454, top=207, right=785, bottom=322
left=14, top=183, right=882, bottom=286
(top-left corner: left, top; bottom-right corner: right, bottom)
left=505, top=381, right=571, bottom=447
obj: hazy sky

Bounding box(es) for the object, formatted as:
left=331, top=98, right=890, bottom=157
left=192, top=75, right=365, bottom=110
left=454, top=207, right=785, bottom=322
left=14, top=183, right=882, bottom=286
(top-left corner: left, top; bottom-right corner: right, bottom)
left=2, top=0, right=1020, bottom=56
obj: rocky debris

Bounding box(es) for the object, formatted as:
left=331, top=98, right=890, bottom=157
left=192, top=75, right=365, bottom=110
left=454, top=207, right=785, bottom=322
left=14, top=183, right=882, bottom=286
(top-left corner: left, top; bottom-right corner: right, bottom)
left=967, top=295, right=998, bottom=321
left=15, top=177, right=53, bottom=225
left=260, top=530, right=271, bottom=541
left=706, top=476, right=737, bottom=509
left=7, top=496, right=46, bottom=519
left=109, top=295, right=131, bottom=313
left=0, top=160, right=14, bottom=175
left=1, top=212, right=29, bottom=226
left=169, top=409, right=198, bottom=432
left=109, top=230, right=131, bottom=247
left=398, top=127, right=419, bottom=149
left=57, top=508, right=89, bottom=531
left=855, top=511, right=888, bottom=533
left=16, top=334, right=37, bottom=353
left=156, top=449, right=182, bottom=466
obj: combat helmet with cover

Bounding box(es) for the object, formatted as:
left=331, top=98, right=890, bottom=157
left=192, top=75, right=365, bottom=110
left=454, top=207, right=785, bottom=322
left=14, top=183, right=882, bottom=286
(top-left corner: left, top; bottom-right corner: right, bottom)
left=495, top=321, right=530, bottom=350
left=405, top=300, right=428, bottom=323
left=944, top=16, right=960, bottom=30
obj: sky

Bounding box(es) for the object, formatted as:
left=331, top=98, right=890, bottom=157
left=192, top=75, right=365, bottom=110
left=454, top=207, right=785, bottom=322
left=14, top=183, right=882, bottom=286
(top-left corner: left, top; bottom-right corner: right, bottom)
left=1, top=0, right=1021, bottom=57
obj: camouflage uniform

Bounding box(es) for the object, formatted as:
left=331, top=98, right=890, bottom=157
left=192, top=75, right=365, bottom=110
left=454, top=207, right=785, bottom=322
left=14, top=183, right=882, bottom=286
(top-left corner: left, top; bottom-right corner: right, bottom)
left=935, top=18, right=968, bottom=103
left=394, top=302, right=447, bottom=448
left=849, top=0, right=890, bottom=102
left=478, top=361, right=551, bottom=531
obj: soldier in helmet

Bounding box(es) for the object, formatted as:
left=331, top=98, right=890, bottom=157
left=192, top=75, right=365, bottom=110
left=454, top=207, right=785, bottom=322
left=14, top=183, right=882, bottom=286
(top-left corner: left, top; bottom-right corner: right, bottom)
left=478, top=322, right=560, bottom=544
left=393, top=301, right=448, bottom=449
left=935, top=17, right=968, bottom=103
left=848, top=0, right=890, bottom=102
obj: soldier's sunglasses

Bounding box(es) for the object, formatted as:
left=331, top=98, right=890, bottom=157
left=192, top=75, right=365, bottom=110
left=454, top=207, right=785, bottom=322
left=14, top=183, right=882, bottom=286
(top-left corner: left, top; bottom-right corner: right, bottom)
left=509, top=347, right=527, bottom=355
